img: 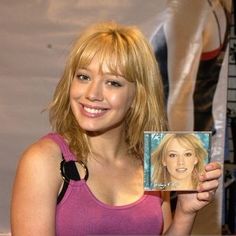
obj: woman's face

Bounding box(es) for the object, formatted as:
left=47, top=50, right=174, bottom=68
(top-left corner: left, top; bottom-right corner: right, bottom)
left=163, top=138, right=198, bottom=181
left=70, top=56, right=135, bottom=134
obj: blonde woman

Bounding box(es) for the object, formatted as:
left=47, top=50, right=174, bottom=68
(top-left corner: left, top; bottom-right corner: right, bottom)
left=11, top=22, right=221, bottom=236
left=152, top=133, right=208, bottom=190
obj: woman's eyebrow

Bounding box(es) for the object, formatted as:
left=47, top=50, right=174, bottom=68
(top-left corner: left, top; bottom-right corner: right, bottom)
left=167, top=149, right=194, bottom=152
left=103, top=71, right=124, bottom=77
left=77, top=67, right=89, bottom=71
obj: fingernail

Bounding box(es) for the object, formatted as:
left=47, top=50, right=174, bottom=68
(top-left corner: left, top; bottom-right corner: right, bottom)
left=199, top=173, right=205, bottom=180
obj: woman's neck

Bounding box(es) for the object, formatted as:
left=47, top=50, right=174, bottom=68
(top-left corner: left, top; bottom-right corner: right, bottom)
left=87, top=127, right=129, bottom=163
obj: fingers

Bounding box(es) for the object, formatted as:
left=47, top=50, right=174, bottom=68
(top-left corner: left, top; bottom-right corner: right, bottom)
left=199, top=162, right=222, bottom=181
left=197, top=190, right=216, bottom=202
left=205, top=162, right=222, bottom=172
left=199, top=168, right=222, bottom=182
left=197, top=179, right=219, bottom=192
left=197, top=162, right=222, bottom=193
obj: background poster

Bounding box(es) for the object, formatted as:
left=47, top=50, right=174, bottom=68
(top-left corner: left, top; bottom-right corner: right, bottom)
left=0, top=0, right=231, bottom=234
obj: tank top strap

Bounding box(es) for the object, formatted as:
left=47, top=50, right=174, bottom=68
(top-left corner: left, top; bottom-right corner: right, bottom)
left=42, top=133, right=77, bottom=161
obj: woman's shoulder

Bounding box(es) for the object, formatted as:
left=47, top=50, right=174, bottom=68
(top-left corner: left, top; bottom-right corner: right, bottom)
left=22, top=135, right=62, bottom=162
left=16, top=135, right=63, bottom=184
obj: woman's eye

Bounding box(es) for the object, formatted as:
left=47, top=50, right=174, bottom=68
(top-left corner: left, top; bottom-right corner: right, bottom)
left=185, top=152, right=193, bottom=157
left=169, top=153, right=177, bottom=158
left=107, top=80, right=122, bottom=87
left=76, top=74, right=89, bottom=81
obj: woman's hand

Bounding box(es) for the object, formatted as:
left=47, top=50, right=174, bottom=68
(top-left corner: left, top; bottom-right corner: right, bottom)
left=177, top=161, right=222, bottom=215
left=164, top=162, right=222, bottom=235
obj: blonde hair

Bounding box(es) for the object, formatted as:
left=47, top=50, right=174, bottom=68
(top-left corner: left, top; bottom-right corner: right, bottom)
left=49, top=21, right=167, bottom=162
left=152, top=133, right=207, bottom=189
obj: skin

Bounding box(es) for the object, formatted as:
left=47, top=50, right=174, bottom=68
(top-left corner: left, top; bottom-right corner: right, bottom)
left=11, top=56, right=222, bottom=236
left=163, top=139, right=198, bottom=189
left=70, top=57, right=135, bottom=134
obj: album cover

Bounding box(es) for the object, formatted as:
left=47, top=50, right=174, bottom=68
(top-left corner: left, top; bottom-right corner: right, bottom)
left=144, top=131, right=211, bottom=191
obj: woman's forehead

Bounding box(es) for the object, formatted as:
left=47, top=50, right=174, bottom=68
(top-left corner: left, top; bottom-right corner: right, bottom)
left=77, top=57, right=127, bottom=83
left=167, top=138, right=194, bottom=150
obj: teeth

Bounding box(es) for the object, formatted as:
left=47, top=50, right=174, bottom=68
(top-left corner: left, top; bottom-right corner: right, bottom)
left=84, top=106, right=104, bottom=114
left=176, top=168, right=187, bottom=172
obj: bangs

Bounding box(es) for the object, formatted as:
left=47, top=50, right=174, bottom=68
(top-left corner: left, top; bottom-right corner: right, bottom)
left=177, top=136, right=195, bottom=150
left=74, top=33, right=132, bottom=80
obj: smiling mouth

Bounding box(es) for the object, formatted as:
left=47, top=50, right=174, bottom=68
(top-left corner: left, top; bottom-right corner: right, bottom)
left=81, top=104, right=109, bottom=118
left=83, top=106, right=106, bottom=114
left=176, top=168, right=187, bottom=173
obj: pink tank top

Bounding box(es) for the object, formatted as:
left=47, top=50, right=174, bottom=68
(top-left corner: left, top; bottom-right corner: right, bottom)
left=44, top=133, right=163, bottom=235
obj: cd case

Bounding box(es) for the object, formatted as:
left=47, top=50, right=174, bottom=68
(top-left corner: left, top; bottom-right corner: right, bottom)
left=144, top=131, right=211, bottom=191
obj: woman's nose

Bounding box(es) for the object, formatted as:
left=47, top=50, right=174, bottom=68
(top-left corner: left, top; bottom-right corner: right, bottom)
left=85, top=80, right=104, bottom=101
left=177, top=155, right=185, bottom=165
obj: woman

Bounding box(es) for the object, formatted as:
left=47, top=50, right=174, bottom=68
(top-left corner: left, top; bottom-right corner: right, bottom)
left=152, top=133, right=208, bottom=190
left=11, top=21, right=221, bottom=235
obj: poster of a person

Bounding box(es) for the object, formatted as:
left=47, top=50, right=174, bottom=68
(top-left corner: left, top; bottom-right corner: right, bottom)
left=144, top=132, right=211, bottom=191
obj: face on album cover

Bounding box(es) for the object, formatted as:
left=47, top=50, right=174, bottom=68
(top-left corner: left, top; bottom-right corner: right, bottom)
left=144, top=131, right=211, bottom=191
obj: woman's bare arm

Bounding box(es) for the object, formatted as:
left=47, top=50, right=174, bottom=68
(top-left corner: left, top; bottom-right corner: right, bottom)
left=11, top=139, right=63, bottom=236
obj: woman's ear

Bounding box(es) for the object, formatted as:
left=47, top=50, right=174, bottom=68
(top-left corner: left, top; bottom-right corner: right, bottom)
left=194, top=156, right=198, bottom=165
left=162, top=158, right=167, bottom=167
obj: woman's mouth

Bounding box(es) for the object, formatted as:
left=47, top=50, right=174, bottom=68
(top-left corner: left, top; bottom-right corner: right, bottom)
left=176, top=168, right=187, bottom=173
left=84, top=106, right=105, bottom=114
left=81, top=104, right=108, bottom=118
